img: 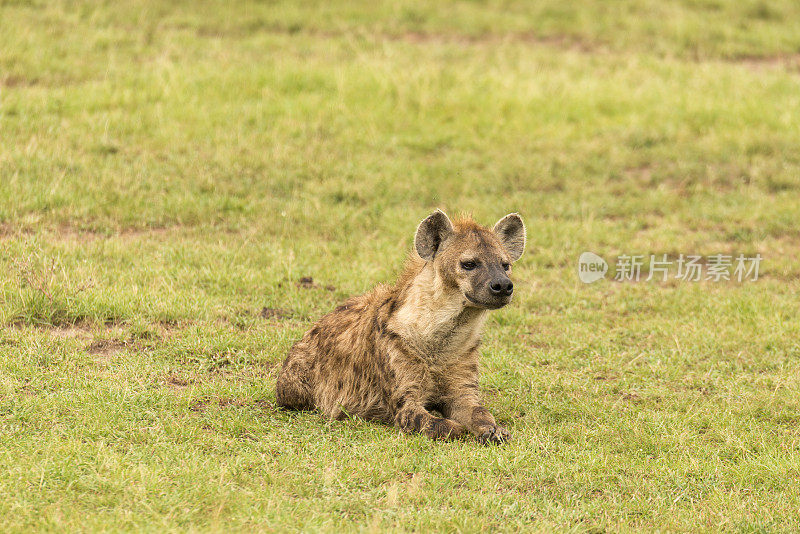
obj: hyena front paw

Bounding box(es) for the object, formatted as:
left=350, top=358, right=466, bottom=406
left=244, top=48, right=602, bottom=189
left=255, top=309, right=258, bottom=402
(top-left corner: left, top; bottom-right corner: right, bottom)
left=476, top=425, right=512, bottom=445
left=396, top=411, right=465, bottom=440
left=426, top=417, right=466, bottom=441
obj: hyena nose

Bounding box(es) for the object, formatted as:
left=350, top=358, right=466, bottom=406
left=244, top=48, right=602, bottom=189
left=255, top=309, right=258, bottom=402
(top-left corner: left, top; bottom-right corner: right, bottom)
left=490, top=279, right=513, bottom=296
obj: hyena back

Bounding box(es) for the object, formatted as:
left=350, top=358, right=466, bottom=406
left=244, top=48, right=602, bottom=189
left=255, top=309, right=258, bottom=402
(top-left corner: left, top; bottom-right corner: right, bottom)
left=275, top=210, right=525, bottom=444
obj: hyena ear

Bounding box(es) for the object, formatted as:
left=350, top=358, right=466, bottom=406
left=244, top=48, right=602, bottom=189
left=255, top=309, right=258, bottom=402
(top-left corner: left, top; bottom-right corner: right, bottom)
left=493, top=213, right=526, bottom=261
left=415, top=209, right=454, bottom=261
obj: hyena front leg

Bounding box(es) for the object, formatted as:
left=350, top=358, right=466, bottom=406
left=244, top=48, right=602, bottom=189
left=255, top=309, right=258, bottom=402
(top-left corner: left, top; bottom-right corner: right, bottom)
left=442, top=385, right=511, bottom=445
left=386, top=354, right=465, bottom=440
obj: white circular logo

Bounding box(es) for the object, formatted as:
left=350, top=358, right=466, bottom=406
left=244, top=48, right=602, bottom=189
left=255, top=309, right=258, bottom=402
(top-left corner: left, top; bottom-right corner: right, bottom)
left=578, top=252, right=608, bottom=283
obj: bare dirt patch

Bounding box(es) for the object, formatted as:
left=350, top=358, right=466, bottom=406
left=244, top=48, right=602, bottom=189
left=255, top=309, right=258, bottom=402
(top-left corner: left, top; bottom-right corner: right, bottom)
left=1, top=75, right=39, bottom=88
left=730, top=52, right=800, bottom=73
left=0, top=221, right=179, bottom=245
left=296, top=276, right=336, bottom=291
left=49, top=324, right=95, bottom=341
left=201, top=24, right=601, bottom=53
left=0, top=223, right=35, bottom=239
left=166, top=374, right=192, bottom=389
left=53, top=223, right=175, bottom=243
left=218, top=397, right=249, bottom=408
left=260, top=307, right=292, bottom=320
left=189, top=23, right=599, bottom=52
left=153, top=319, right=191, bottom=338
left=86, top=339, right=128, bottom=359
left=395, top=30, right=598, bottom=52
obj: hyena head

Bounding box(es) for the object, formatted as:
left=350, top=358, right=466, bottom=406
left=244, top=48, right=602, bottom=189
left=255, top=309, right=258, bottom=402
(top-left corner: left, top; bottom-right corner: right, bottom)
left=414, top=210, right=526, bottom=310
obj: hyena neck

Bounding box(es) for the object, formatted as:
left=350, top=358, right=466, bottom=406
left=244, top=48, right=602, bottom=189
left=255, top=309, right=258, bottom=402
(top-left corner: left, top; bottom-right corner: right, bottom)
left=389, top=259, right=487, bottom=359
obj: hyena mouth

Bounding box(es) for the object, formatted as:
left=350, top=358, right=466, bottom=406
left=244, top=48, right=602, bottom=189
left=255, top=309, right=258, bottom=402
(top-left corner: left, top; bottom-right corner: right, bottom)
left=464, top=293, right=510, bottom=310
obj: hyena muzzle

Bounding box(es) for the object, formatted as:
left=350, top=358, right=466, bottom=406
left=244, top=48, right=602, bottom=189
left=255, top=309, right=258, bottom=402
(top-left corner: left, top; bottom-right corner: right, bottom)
left=275, top=210, right=525, bottom=444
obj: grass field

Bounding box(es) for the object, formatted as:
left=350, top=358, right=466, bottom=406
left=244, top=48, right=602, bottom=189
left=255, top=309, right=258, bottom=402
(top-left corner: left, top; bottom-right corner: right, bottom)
left=2, top=1, right=800, bottom=531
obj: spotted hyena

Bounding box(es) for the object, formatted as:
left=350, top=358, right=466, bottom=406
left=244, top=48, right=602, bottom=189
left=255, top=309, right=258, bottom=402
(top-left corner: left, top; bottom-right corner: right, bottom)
left=275, top=210, right=525, bottom=444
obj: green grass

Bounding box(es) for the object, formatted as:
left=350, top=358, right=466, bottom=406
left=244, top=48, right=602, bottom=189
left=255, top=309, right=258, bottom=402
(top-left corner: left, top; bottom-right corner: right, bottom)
left=2, top=0, right=800, bottom=531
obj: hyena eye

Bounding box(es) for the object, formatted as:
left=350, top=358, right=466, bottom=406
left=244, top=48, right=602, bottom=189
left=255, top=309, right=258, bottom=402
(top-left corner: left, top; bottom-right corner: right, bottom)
left=502, top=263, right=510, bottom=271
left=461, top=261, right=477, bottom=271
